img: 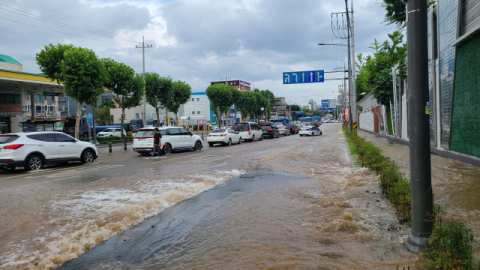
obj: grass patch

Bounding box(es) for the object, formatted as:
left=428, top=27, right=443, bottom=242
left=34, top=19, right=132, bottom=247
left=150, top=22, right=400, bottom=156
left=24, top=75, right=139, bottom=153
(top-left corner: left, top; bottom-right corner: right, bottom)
left=342, top=127, right=478, bottom=269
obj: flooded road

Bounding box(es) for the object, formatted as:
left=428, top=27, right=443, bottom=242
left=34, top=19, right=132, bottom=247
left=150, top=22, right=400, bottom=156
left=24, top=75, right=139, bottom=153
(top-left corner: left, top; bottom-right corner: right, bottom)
left=359, top=130, right=480, bottom=259
left=2, top=124, right=419, bottom=269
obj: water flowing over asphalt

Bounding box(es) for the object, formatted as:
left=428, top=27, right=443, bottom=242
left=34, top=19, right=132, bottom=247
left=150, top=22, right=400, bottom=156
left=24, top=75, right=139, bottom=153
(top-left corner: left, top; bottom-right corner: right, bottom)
left=2, top=124, right=423, bottom=269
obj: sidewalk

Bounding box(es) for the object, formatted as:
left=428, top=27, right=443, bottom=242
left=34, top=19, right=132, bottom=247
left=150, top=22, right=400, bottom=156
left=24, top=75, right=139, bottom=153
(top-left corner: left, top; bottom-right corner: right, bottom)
left=358, top=130, right=480, bottom=256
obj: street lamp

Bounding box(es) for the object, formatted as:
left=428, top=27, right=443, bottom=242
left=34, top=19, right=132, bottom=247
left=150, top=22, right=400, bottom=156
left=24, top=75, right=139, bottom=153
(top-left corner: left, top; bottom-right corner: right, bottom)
left=261, top=107, right=264, bottom=122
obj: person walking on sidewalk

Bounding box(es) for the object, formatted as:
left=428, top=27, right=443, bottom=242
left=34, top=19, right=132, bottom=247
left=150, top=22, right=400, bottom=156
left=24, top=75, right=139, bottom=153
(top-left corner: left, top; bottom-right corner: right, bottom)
left=151, top=128, right=162, bottom=158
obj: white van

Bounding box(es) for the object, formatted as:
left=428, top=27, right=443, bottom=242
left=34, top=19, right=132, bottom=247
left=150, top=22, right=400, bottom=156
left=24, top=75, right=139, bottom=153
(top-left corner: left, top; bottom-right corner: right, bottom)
left=233, top=122, right=263, bottom=142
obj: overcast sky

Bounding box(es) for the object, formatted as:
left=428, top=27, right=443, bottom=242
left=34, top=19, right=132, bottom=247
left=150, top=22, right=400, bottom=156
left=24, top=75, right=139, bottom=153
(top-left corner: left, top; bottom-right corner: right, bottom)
left=0, top=0, right=397, bottom=105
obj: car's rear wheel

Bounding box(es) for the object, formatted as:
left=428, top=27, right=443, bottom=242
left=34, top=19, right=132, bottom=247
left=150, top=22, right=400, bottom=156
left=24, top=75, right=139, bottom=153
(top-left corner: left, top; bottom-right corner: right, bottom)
left=320, top=132, right=323, bottom=135
left=238, top=138, right=242, bottom=144
left=194, top=141, right=202, bottom=151
left=25, top=155, right=43, bottom=171
left=81, top=149, right=95, bottom=163
left=251, top=135, right=255, bottom=142
left=208, top=143, right=214, bottom=147
left=227, top=139, right=232, bottom=146
left=259, top=135, right=263, bottom=141
left=163, top=144, right=172, bottom=155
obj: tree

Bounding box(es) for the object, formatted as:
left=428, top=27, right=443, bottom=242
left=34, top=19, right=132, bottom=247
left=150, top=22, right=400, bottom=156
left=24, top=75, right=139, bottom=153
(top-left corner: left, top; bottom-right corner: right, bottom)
left=37, top=44, right=107, bottom=139
left=166, top=80, right=191, bottom=125
left=36, top=43, right=74, bottom=84
left=254, top=92, right=268, bottom=121
left=205, top=84, right=234, bottom=128
left=145, top=73, right=172, bottom=126
left=94, top=101, right=116, bottom=125
left=103, top=58, right=144, bottom=139
left=38, top=46, right=107, bottom=139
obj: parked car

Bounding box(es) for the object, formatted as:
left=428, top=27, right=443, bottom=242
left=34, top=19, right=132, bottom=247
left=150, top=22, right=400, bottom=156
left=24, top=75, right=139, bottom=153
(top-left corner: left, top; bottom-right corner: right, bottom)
left=299, top=126, right=322, bottom=136
left=0, top=132, right=98, bottom=171
left=132, top=126, right=203, bottom=156
left=207, top=129, right=242, bottom=146
left=259, top=122, right=280, bottom=139
left=276, top=125, right=288, bottom=136
left=233, top=122, right=263, bottom=142
left=97, top=128, right=126, bottom=137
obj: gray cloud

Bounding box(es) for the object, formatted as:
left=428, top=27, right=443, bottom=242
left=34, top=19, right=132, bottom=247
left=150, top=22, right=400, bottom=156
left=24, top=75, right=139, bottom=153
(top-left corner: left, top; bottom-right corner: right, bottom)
left=0, top=0, right=396, bottom=104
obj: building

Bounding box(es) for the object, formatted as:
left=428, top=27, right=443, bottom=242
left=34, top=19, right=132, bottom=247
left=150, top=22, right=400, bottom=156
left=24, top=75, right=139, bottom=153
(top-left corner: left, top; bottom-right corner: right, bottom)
left=358, top=0, right=480, bottom=159
left=272, top=97, right=287, bottom=118
left=210, top=80, right=251, bottom=91
left=0, top=55, right=63, bottom=133
left=57, top=92, right=113, bottom=119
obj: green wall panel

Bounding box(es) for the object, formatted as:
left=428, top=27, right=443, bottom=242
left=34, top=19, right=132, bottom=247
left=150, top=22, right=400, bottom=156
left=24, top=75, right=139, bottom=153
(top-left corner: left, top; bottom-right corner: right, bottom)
left=451, top=33, right=480, bottom=158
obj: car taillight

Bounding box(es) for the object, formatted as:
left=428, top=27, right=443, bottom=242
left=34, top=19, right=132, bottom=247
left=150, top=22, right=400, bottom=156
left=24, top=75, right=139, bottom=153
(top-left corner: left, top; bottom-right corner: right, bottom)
left=248, top=128, right=251, bottom=134
left=3, top=144, right=24, bottom=150
left=220, top=134, right=227, bottom=137
left=207, top=134, right=211, bottom=137
left=146, top=136, right=154, bottom=138
left=268, top=129, right=272, bottom=131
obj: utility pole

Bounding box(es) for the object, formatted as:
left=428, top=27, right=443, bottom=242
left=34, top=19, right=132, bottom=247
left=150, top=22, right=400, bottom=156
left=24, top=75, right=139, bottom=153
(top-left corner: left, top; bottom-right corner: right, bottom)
left=350, top=0, right=357, bottom=125
left=404, top=0, right=433, bottom=253
left=345, top=0, right=353, bottom=132
left=136, top=36, right=152, bottom=124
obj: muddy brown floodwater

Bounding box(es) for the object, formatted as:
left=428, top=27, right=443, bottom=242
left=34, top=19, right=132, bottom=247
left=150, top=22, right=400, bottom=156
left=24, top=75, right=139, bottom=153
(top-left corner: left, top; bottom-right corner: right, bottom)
left=2, top=124, right=422, bottom=269
left=359, top=130, right=480, bottom=261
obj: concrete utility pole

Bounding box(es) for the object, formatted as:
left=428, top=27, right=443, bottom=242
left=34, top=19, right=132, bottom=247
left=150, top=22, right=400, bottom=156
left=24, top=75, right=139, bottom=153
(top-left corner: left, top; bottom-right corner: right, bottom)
left=136, top=36, right=152, bottom=124
left=350, top=0, right=357, bottom=123
left=345, top=0, right=353, bottom=132
left=404, top=0, right=433, bottom=253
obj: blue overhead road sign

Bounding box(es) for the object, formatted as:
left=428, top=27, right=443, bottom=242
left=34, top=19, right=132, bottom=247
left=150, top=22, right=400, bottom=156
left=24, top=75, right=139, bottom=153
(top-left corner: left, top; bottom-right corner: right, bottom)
left=283, top=70, right=324, bottom=84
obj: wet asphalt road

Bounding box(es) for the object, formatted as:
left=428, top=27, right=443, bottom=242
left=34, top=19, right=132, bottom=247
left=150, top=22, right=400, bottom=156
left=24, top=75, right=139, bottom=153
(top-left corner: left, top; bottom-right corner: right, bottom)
left=0, top=125, right=333, bottom=269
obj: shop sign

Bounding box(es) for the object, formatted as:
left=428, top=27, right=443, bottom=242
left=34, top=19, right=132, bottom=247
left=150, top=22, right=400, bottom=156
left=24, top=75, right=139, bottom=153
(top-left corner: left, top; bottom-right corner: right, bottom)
left=43, top=92, right=62, bottom=97
left=0, top=104, right=22, bottom=113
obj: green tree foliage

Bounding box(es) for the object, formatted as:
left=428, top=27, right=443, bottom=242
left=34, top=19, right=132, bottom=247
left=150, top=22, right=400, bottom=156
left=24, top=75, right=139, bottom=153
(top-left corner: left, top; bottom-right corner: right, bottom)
left=356, top=31, right=406, bottom=105
left=103, top=58, right=144, bottom=138
left=61, top=47, right=108, bottom=138
left=36, top=43, right=74, bottom=84
left=94, top=100, right=116, bottom=125
left=260, top=89, right=275, bottom=120
left=380, top=0, right=406, bottom=28
left=380, top=0, right=436, bottom=28
left=145, top=73, right=172, bottom=125
left=254, top=92, right=268, bottom=120
left=232, top=90, right=254, bottom=121
left=205, top=84, right=234, bottom=128
left=166, top=80, right=192, bottom=124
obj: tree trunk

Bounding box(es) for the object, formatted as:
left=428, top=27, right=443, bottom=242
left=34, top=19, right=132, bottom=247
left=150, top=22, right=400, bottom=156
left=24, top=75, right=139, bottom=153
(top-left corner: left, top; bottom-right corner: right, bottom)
left=155, top=107, right=160, bottom=127
left=75, top=101, right=82, bottom=139
left=121, top=107, right=125, bottom=139
left=165, top=108, right=168, bottom=126
left=175, top=112, right=178, bottom=127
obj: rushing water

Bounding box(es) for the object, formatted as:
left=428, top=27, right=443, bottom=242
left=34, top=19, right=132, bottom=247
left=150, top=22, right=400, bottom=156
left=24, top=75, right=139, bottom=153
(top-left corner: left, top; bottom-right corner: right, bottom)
left=3, top=124, right=451, bottom=269
left=60, top=126, right=418, bottom=269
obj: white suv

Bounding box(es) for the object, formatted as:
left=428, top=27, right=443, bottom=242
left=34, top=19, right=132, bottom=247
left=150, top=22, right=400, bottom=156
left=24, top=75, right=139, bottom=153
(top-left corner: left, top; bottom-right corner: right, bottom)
left=133, top=127, right=203, bottom=155
left=0, top=132, right=98, bottom=171
left=233, top=122, right=263, bottom=142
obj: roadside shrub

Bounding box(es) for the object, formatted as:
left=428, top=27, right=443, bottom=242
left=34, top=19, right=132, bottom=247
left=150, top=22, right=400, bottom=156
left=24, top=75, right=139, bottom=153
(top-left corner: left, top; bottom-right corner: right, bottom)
left=343, top=127, right=477, bottom=268
left=78, top=137, right=89, bottom=142
left=422, top=216, right=478, bottom=270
